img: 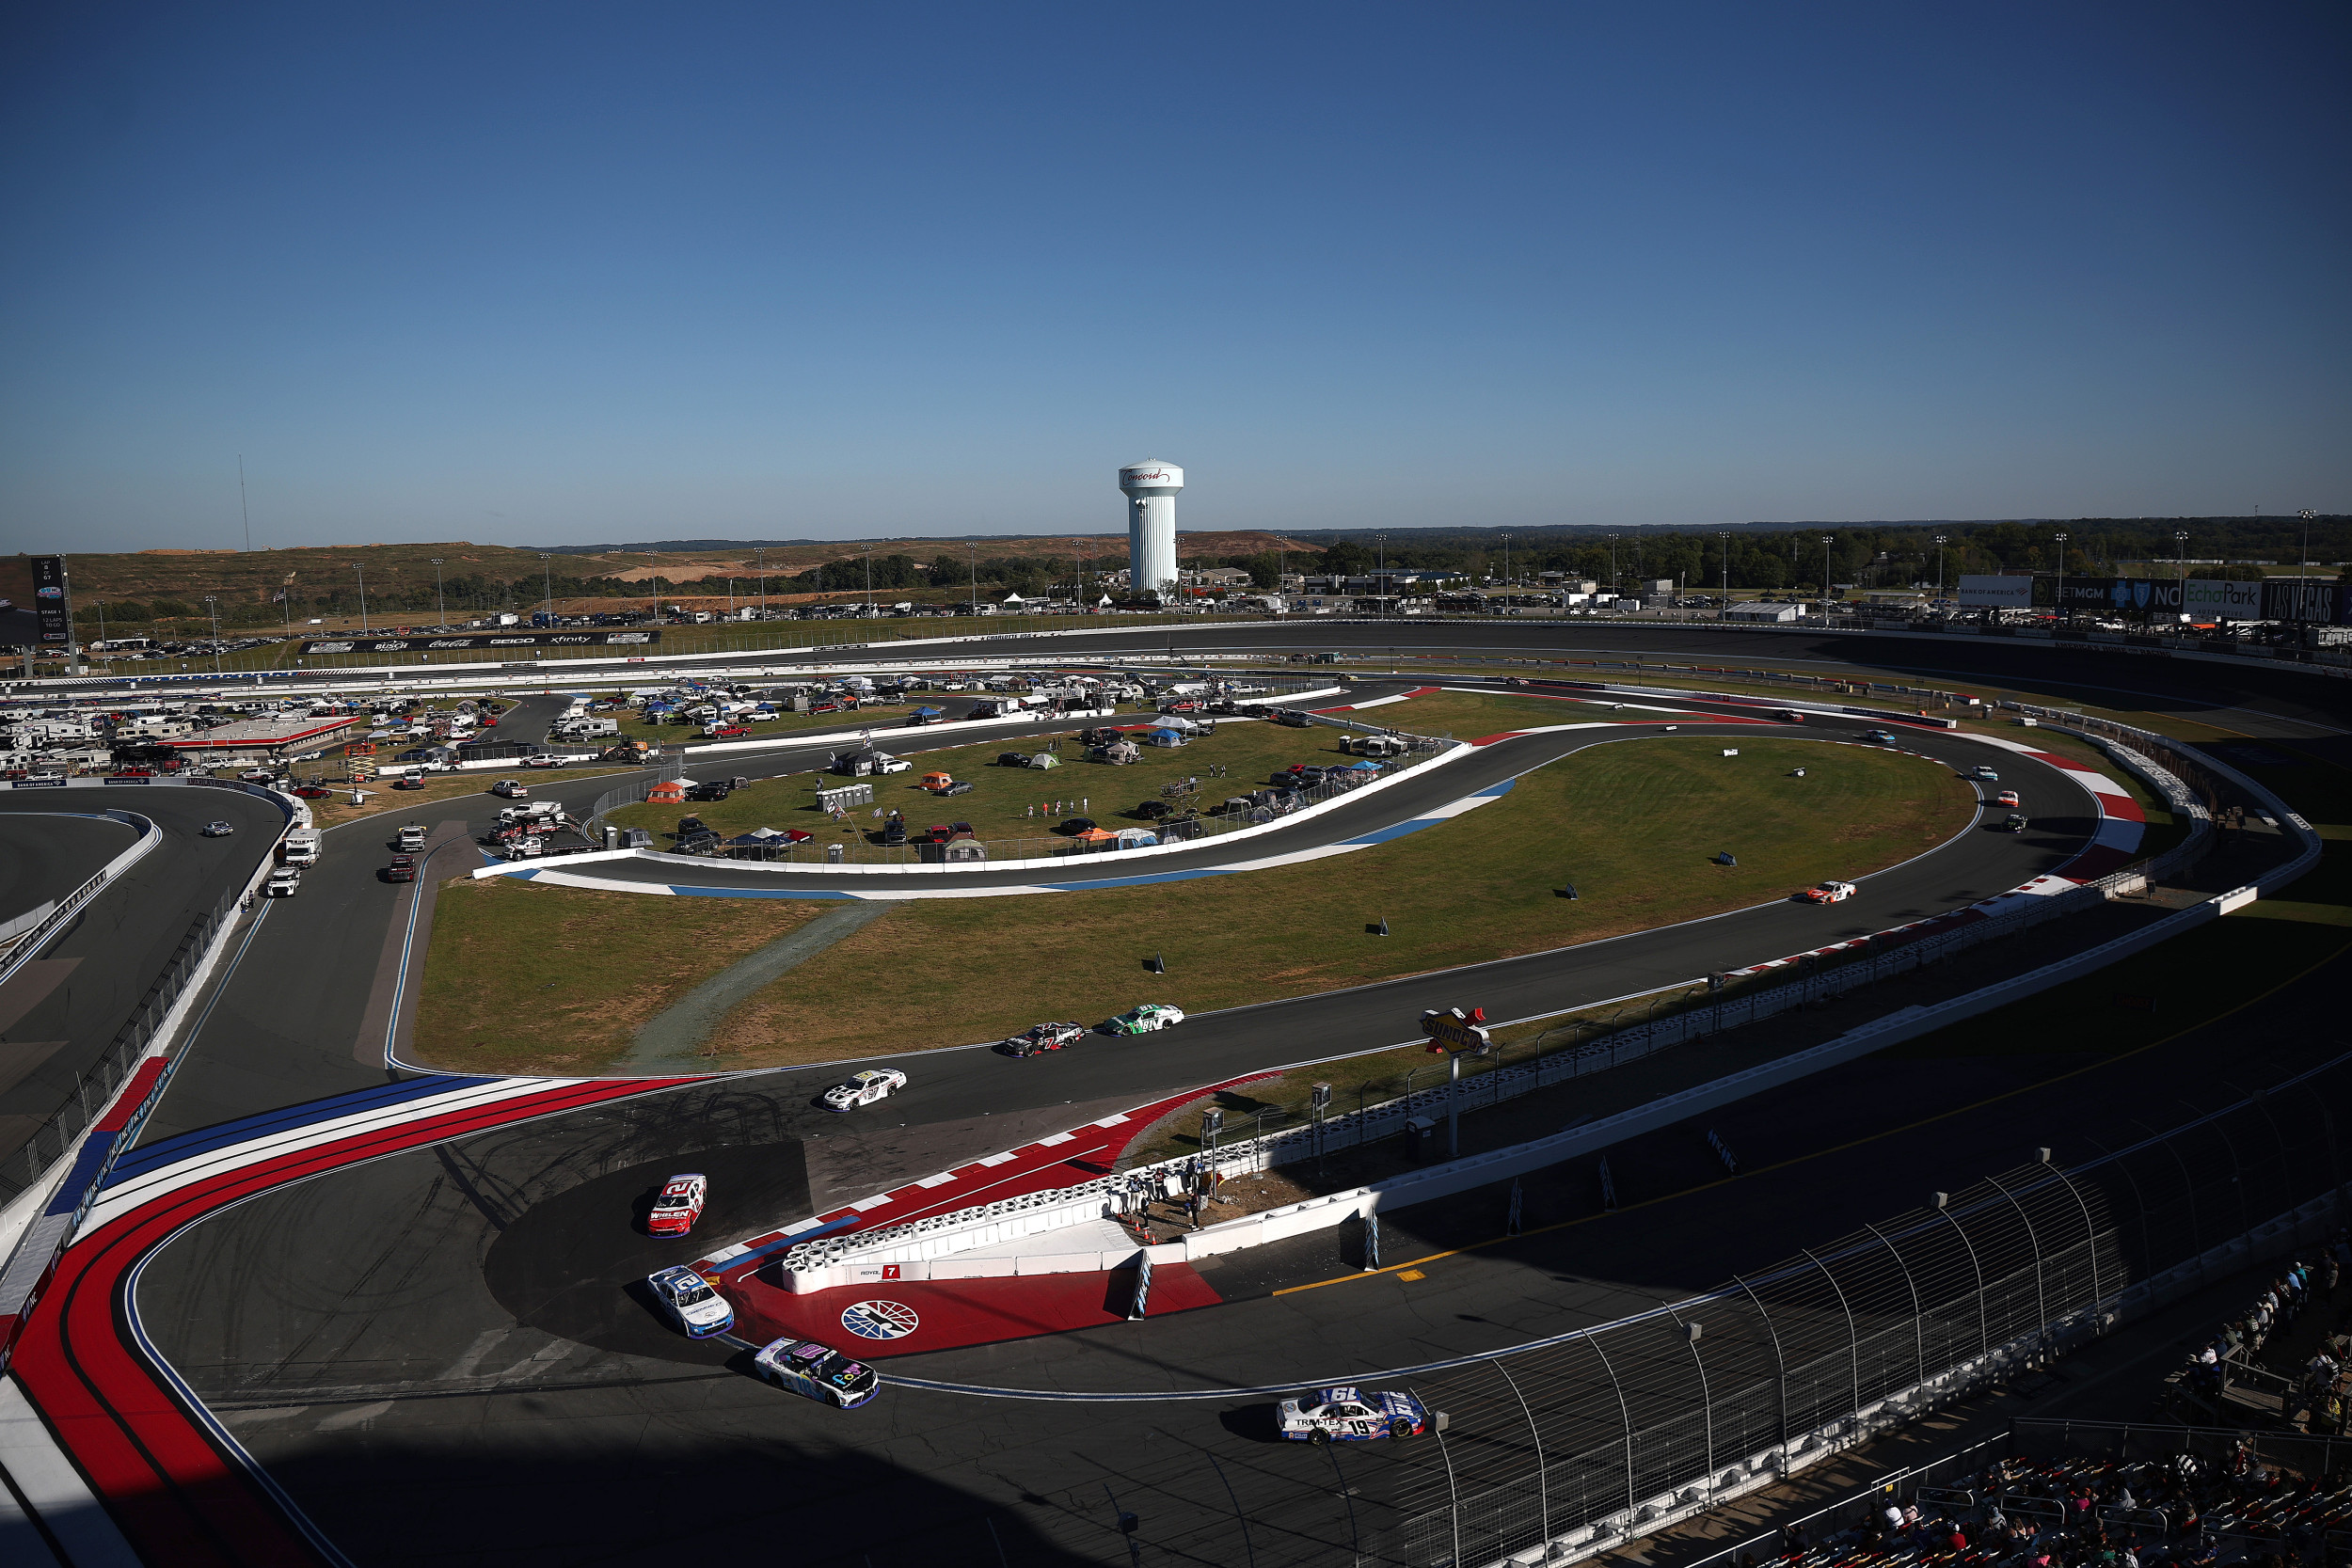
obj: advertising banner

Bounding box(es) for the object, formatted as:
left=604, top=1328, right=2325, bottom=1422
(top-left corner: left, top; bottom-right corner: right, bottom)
left=1421, top=1006, right=1491, bottom=1055
left=2181, top=578, right=2264, bottom=620
left=30, top=556, right=71, bottom=643
left=2055, top=577, right=2184, bottom=616
left=1957, top=575, right=2034, bottom=610
left=2261, top=579, right=2339, bottom=625
left=297, top=629, right=661, bottom=656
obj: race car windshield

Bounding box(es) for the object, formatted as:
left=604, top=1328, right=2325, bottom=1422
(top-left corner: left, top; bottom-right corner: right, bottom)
left=669, top=1279, right=714, bottom=1305
left=654, top=1195, right=691, bottom=1208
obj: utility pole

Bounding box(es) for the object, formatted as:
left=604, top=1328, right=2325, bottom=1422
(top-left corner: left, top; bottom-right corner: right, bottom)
left=432, top=558, right=446, bottom=629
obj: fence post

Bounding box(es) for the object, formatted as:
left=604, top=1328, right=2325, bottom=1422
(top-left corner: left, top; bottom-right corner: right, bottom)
left=2042, top=1159, right=2107, bottom=1309
left=1733, top=1273, right=1790, bottom=1472
left=1583, top=1333, right=1640, bottom=1529
left=1862, top=1220, right=1928, bottom=1389
left=1798, top=1243, right=1865, bottom=1436
left=1983, top=1170, right=2049, bottom=1340
left=1493, top=1358, right=1549, bottom=1552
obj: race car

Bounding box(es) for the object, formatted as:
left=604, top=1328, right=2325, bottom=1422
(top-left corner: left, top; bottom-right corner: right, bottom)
left=1994, top=790, right=2021, bottom=808
left=263, top=867, right=302, bottom=898
left=821, top=1069, right=908, bottom=1112
left=1797, top=880, right=1858, bottom=904
left=645, top=1173, right=707, bottom=1237
left=2002, top=813, right=2029, bottom=832
left=1277, top=1386, right=1430, bottom=1444
left=1860, top=729, right=1895, bottom=745
left=645, top=1264, right=735, bottom=1338
left=1970, top=766, right=1999, bottom=782
left=1001, top=1022, right=1088, bottom=1057
left=199, top=820, right=235, bottom=837
left=384, top=855, right=417, bottom=882
left=1103, top=1003, right=1185, bottom=1036
left=488, top=780, right=528, bottom=798
left=753, top=1337, right=881, bottom=1409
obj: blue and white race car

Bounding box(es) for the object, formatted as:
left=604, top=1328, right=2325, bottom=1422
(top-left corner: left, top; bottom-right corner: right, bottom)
left=645, top=1264, right=735, bottom=1338
left=1277, top=1386, right=1429, bottom=1444
left=753, top=1336, right=882, bottom=1409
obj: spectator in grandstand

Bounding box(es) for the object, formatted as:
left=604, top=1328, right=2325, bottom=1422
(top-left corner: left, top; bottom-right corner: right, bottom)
left=2322, top=1252, right=2340, bottom=1301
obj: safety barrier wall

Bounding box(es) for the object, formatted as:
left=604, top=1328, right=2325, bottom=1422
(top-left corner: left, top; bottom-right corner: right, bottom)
left=0, top=809, right=160, bottom=994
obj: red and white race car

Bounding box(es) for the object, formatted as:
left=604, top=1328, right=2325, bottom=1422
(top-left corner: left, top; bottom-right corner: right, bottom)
left=1994, top=790, right=2021, bottom=808
left=1797, top=880, right=1858, bottom=905
left=646, top=1173, right=707, bottom=1237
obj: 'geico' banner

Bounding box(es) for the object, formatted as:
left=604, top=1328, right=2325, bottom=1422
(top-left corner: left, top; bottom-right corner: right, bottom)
left=2181, top=578, right=2264, bottom=619
left=1957, top=575, right=2032, bottom=609
left=297, top=630, right=662, bottom=656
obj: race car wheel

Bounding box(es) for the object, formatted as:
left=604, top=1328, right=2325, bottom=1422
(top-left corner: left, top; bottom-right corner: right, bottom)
left=1309, top=1429, right=1330, bottom=1447
left=1388, top=1418, right=1412, bottom=1440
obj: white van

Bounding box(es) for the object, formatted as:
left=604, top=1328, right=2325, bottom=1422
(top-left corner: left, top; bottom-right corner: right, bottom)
left=279, top=829, right=323, bottom=866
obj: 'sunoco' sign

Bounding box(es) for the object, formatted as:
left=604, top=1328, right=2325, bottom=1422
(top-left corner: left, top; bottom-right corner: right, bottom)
left=1421, top=1006, right=1491, bottom=1055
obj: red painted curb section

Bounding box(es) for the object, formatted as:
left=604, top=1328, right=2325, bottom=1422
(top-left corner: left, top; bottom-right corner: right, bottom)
left=728, top=1263, right=1225, bottom=1357
left=12, top=1076, right=696, bottom=1568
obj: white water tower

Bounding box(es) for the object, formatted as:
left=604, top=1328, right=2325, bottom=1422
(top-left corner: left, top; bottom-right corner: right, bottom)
left=1120, top=460, right=1183, bottom=599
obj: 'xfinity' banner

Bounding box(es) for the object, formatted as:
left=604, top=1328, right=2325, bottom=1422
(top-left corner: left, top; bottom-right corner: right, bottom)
left=297, top=629, right=662, bottom=656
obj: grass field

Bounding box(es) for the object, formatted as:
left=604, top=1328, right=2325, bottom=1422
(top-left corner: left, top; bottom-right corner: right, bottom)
left=414, top=728, right=1977, bottom=1072
left=601, top=718, right=1365, bottom=844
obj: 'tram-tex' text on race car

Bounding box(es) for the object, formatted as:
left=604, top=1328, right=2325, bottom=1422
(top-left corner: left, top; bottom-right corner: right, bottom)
left=822, top=1069, right=908, bottom=1112
left=645, top=1265, right=734, bottom=1338
left=754, top=1337, right=881, bottom=1409
left=1278, top=1386, right=1430, bottom=1444
left=645, top=1173, right=707, bottom=1237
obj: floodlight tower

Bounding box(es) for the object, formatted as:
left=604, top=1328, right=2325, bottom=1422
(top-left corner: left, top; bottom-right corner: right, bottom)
left=1120, top=460, right=1184, bottom=600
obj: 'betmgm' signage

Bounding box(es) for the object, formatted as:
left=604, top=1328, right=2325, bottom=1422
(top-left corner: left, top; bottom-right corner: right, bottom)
left=297, top=629, right=662, bottom=656
left=31, top=556, right=72, bottom=643
left=2055, top=577, right=2185, bottom=614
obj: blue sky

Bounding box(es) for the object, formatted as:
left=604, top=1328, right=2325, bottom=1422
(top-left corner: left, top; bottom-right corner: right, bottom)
left=3, top=2, right=2345, bottom=551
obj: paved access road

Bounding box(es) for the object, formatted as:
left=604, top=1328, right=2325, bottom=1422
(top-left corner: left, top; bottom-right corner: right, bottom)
left=47, top=624, right=2352, bottom=1567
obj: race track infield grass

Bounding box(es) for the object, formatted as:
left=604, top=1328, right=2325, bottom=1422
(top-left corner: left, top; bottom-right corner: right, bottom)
left=234, top=766, right=636, bottom=832
left=693, top=733, right=1976, bottom=1066
left=600, top=719, right=1365, bottom=845
left=414, top=880, right=834, bottom=1069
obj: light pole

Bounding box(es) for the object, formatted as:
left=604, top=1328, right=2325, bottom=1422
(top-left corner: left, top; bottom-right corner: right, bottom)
left=2175, top=531, right=2189, bottom=607
left=1933, top=535, right=1947, bottom=602
left=355, top=564, right=370, bottom=631
left=204, top=595, right=222, bottom=676
left=1500, top=531, right=1511, bottom=590
left=1375, top=533, right=1388, bottom=619
left=1820, top=535, right=1834, bottom=602
left=727, top=578, right=738, bottom=615
left=539, top=553, right=553, bottom=624
left=865, top=542, right=875, bottom=618
left=755, top=547, right=767, bottom=619
left=2053, top=531, right=2070, bottom=623
left=1719, top=531, right=1730, bottom=599
left=431, top=558, right=447, bottom=629
left=2301, top=510, right=2316, bottom=580
left=1607, top=532, right=1619, bottom=600
left=968, top=540, right=979, bottom=615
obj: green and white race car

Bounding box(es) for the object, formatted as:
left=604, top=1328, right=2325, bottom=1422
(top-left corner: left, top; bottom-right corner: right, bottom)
left=1102, top=1003, right=1185, bottom=1036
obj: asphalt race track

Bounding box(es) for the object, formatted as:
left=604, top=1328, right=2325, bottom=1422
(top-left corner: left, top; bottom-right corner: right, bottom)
left=19, top=620, right=2352, bottom=1567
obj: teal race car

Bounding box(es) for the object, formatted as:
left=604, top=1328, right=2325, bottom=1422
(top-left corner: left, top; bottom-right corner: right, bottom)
left=1102, top=1003, right=1185, bottom=1036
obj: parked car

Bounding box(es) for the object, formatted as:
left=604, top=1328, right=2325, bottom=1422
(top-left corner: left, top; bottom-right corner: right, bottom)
left=645, top=1173, right=707, bottom=1238
left=391, top=773, right=426, bottom=789
left=996, top=752, right=1031, bottom=768
left=1797, top=880, right=1858, bottom=904
left=935, top=781, right=974, bottom=797
left=1001, top=1022, right=1087, bottom=1057
left=199, top=820, right=235, bottom=837
left=708, top=724, right=749, bottom=738
left=646, top=1264, right=734, bottom=1338
left=753, top=1337, right=881, bottom=1409
left=822, top=1069, right=908, bottom=1112
left=291, top=785, right=333, bottom=799
left=1055, top=816, right=1098, bottom=835
left=1278, top=1386, right=1430, bottom=1444
left=1102, top=1003, right=1184, bottom=1036
left=1133, top=800, right=1170, bottom=819
left=685, top=782, right=732, bottom=802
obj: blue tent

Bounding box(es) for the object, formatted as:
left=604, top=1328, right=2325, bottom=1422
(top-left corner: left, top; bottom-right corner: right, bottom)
left=1149, top=727, right=1185, bottom=746
left=1344, top=759, right=1382, bottom=772
left=911, top=705, right=944, bottom=718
